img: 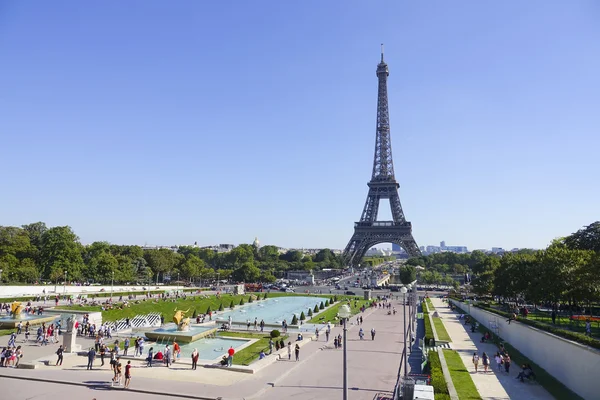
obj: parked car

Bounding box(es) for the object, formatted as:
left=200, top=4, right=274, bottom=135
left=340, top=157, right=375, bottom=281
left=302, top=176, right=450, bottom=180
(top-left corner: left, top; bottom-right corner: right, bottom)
left=345, top=291, right=356, bottom=296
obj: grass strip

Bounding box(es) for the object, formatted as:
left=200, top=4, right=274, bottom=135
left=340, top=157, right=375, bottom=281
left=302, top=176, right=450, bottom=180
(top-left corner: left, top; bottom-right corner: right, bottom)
left=442, top=349, right=481, bottom=400
left=218, top=331, right=288, bottom=366
left=433, top=317, right=452, bottom=342
left=308, top=297, right=371, bottom=324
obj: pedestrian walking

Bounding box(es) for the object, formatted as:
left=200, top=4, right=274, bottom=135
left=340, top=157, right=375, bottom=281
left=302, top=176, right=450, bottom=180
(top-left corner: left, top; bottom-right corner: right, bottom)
left=359, top=328, right=364, bottom=340
left=124, top=338, right=130, bottom=356
left=56, top=345, right=64, bottom=366
left=191, top=348, right=199, bottom=370
left=164, top=345, right=171, bottom=368
left=325, top=329, right=330, bottom=342
left=315, top=327, right=319, bottom=340
left=494, top=352, right=502, bottom=372
left=503, top=353, right=511, bottom=373
left=146, top=347, right=153, bottom=367
left=269, top=339, right=274, bottom=355
left=287, top=342, right=291, bottom=360
left=87, top=347, right=96, bottom=370
left=472, top=352, right=480, bottom=373
left=295, top=344, right=300, bottom=361
left=482, top=352, right=489, bottom=373
left=371, top=328, right=376, bottom=340
left=124, top=361, right=132, bottom=389
left=333, top=337, right=338, bottom=349
left=227, top=346, right=235, bottom=367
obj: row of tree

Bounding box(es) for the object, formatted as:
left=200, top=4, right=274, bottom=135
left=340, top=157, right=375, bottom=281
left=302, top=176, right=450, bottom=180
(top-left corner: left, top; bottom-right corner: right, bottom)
left=411, top=222, right=600, bottom=306
left=0, top=222, right=345, bottom=284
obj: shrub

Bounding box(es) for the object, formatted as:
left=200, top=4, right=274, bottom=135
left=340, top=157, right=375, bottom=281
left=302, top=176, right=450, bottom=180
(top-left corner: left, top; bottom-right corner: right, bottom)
left=429, top=351, right=449, bottom=395
left=314, top=305, right=320, bottom=313
left=325, top=299, right=330, bottom=306
left=308, top=308, right=313, bottom=317
left=263, top=293, right=268, bottom=299
left=333, top=296, right=338, bottom=302
left=230, top=301, right=235, bottom=309
left=291, top=314, right=298, bottom=325
left=270, top=329, right=280, bottom=338
left=218, top=302, right=224, bottom=311
left=248, top=296, right=253, bottom=303
left=240, top=298, right=245, bottom=306
left=300, top=311, right=306, bottom=321
left=320, top=301, right=325, bottom=310
left=206, top=306, right=211, bottom=314
left=192, top=309, right=197, bottom=318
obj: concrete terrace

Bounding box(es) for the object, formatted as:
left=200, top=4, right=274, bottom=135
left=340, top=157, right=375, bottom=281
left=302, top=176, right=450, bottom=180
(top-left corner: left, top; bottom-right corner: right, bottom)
left=0, top=296, right=413, bottom=400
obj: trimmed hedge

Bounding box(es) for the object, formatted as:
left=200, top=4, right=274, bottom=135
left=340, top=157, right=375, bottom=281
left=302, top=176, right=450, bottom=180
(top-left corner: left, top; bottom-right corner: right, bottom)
left=429, top=351, right=449, bottom=396
left=474, top=303, right=600, bottom=351
left=423, top=301, right=434, bottom=343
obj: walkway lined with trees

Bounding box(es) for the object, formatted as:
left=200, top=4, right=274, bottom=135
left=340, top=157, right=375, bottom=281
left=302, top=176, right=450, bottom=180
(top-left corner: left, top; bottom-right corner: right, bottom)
left=430, top=297, right=553, bottom=400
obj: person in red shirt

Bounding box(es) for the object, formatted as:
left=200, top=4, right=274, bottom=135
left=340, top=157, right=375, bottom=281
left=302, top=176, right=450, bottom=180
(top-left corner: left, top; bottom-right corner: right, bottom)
left=124, top=360, right=132, bottom=389
left=227, top=347, right=235, bottom=367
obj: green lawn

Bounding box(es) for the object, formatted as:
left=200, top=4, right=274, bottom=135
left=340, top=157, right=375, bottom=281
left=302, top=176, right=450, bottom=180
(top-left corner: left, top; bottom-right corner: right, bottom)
left=307, top=298, right=371, bottom=324
left=218, top=331, right=288, bottom=366
left=433, top=317, right=451, bottom=342
left=0, top=329, right=14, bottom=336
left=442, top=349, right=481, bottom=400
left=55, top=292, right=333, bottom=323
left=426, top=297, right=435, bottom=310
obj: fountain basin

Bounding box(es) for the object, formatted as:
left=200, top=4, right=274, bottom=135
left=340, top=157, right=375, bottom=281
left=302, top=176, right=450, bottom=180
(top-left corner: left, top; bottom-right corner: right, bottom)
left=0, top=314, right=58, bottom=329
left=145, top=324, right=218, bottom=343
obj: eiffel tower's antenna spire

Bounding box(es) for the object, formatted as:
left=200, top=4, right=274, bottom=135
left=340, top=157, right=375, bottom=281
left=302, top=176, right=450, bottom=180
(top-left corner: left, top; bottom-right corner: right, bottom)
left=381, top=43, right=384, bottom=63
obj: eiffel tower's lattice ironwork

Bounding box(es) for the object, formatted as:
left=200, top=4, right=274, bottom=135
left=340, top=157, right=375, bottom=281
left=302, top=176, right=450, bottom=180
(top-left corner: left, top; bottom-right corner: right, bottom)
left=343, top=46, right=421, bottom=267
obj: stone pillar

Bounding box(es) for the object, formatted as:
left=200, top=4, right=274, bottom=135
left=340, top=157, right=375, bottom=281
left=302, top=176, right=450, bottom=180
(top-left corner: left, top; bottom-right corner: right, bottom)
left=63, top=331, right=78, bottom=353
left=364, top=290, right=371, bottom=300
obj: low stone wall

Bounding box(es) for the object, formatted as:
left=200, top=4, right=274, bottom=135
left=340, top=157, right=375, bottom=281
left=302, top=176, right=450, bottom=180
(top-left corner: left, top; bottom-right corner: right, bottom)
left=451, top=299, right=599, bottom=400
left=0, top=285, right=183, bottom=298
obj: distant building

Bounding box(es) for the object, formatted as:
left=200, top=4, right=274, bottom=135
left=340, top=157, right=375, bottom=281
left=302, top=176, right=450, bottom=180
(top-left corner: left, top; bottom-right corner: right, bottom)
left=392, top=243, right=401, bottom=252
left=491, top=247, right=505, bottom=254
left=440, top=241, right=446, bottom=249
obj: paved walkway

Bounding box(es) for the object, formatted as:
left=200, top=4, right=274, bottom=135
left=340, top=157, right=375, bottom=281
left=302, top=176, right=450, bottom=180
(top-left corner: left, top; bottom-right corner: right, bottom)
left=0, top=298, right=412, bottom=400
left=429, top=297, right=554, bottom=400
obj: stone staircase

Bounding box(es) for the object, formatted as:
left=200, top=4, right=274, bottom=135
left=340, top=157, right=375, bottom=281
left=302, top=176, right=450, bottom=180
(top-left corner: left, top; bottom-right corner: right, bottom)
left=111, top=312, right=161, bottom=331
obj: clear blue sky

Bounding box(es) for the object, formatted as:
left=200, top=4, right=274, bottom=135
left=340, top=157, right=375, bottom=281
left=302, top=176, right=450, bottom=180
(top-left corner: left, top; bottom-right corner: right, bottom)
left=1, top=1, right=599, bottom=251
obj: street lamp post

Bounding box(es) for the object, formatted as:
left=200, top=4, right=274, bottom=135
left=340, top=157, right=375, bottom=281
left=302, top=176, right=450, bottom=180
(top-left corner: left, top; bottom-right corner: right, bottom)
left=177, top=273, right=180, bottom=293
left=339, top=304, right=352, bottom=400
left=400, top=286, right=408, bottom=379
left=0, top=269, right=3, bottom=284
left=111, top=271, right=114, bottom=302
left=64, top=270, right=67, bottom=295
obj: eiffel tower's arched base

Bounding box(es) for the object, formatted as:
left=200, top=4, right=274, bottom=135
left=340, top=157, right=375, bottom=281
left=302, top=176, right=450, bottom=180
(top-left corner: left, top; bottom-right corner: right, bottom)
left=343, top=227, right=421, bottom=267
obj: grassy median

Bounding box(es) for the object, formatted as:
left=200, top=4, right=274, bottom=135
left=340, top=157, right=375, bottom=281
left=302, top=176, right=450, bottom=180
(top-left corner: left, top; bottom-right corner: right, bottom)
left=442, top=349, right=481, bottom=400
left=219, top=331, right=289, bottom=366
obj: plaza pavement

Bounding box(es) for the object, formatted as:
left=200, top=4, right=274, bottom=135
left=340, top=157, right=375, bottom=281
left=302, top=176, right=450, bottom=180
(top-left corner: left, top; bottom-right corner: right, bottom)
left=0, top=297, right=411, bottom=400
left=429, top=297, right=554, bottom=400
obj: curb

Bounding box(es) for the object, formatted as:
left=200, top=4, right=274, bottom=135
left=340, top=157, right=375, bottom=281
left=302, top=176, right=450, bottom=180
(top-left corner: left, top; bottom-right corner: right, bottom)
left=0, top=372, right=221, bottom=400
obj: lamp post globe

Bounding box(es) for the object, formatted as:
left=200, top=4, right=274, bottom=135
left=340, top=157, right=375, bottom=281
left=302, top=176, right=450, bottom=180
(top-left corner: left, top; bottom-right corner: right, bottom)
left=339, top=304, right=351, bottom=319
left=400, top=286, right=408, bottom=378
left=400, top=287, right=408, bottom=294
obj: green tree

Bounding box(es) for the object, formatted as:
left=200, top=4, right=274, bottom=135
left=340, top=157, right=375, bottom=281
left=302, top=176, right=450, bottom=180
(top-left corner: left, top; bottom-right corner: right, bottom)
left=314, top=304, right=319, bottom=313
left=258, top=245, right=280, bottom=262
left=398, top=266, right=416, bottom=284
left=39, top=226, right=84, bottom=281
left=564, top=221, right=600, bottom=253
left=291, top=314, right=298, bottom=325
left=232, top=262, right=261, bottom=283
left=300, top=311, right=306, bottom=320
left=144, top=248, right=179, bottom=284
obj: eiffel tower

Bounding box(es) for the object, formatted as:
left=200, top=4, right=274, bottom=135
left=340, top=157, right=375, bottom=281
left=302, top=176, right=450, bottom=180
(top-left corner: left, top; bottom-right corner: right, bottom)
left=343, top=46, right=421, bottom=267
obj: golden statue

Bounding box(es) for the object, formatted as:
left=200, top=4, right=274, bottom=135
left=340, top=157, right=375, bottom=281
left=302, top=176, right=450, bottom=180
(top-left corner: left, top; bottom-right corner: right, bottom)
left=10, top=302, right=24, bottom=318
left=173, top=308, right=191, bottom=332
